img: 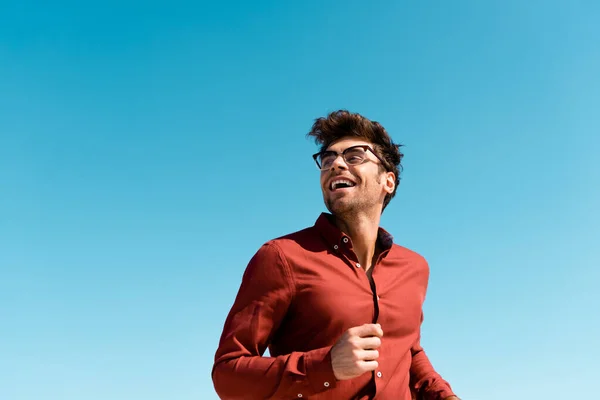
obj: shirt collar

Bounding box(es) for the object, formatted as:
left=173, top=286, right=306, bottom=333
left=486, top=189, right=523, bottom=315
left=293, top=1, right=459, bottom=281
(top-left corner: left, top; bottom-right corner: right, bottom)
left=314, top=212, right=394, bottom=251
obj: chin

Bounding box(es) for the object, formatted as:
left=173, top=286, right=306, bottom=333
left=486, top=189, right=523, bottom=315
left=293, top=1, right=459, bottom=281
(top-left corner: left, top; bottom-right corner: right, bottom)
left=325, top=199, right=355, bottom=215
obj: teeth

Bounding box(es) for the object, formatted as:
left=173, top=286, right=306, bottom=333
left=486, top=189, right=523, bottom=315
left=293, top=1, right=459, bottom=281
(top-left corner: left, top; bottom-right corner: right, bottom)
left=331, top=179, right=355, bottom=190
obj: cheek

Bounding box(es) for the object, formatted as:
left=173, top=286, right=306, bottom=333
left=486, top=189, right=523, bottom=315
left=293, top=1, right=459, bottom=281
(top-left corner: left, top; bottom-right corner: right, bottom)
left=319, top=176, right=328, bottom=191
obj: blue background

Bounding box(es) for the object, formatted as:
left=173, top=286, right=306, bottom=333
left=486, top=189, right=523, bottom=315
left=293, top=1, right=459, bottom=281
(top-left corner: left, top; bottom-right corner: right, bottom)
left=1, top=1, right=599, bottom=399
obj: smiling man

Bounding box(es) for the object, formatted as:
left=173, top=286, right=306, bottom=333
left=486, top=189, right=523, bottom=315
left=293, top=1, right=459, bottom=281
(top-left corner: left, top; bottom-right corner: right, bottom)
left=212, top=110, right=460, bottom=400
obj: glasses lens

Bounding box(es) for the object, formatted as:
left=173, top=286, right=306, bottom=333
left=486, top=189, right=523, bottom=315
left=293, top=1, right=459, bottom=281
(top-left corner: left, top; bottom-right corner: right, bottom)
left=344, top=147, right=366, bottom=165
left=319, top=151, right=336, bottom=169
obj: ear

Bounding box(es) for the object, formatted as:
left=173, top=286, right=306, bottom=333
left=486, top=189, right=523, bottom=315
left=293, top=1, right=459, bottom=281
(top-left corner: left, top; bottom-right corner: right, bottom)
left=384, top=171, right=395, bottom=194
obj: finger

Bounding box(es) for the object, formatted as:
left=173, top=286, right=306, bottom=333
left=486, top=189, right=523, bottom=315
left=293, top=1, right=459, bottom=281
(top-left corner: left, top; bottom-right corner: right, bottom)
left=357, top=336, right=382, bottom=350
left=358, top=349, right=379, bottom=361
left=351, top=323, right=383, bottom=338
left=357, top=360, right=379, bottom=372
left=372, top=323, right=384, bottom=337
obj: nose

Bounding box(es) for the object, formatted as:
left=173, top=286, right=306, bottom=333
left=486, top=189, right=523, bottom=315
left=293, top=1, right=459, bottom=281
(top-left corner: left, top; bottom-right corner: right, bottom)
left=329, top=154, right=348, bottom=170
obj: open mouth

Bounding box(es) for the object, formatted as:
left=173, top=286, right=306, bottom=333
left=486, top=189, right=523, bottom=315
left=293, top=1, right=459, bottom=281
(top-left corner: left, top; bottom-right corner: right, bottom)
left=330, top=179, right=356, bottom=191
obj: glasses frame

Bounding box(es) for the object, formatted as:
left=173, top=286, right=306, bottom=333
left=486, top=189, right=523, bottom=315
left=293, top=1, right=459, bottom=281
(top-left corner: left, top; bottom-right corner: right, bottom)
left=312, top=145, right=387, bottom=170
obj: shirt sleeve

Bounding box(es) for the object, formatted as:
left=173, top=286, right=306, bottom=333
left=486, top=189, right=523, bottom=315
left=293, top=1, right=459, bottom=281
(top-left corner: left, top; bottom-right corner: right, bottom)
left=409, top=314, right=456, bottom=400
left=212, top=242, right=338, bottom=400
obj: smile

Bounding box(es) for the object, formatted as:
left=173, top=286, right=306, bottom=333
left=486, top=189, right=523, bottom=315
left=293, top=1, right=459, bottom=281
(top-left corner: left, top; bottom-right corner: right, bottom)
left=330, top=179, right=356, bottom=191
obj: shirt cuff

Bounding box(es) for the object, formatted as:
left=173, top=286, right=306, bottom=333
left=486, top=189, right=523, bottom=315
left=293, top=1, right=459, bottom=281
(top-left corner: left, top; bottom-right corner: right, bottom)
left=304, top=346, right=338, bottom=394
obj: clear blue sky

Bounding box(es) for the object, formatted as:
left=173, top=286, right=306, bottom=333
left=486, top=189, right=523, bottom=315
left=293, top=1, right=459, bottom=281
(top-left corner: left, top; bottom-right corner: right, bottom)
left=1, top=1, right=599, bottom=399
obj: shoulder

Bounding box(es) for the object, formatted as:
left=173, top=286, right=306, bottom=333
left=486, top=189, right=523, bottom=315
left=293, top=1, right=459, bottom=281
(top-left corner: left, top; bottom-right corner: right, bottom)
left=266, top=224, right=325, bottom=253
left=243, top=226, right=320, bottom=286
left=248, top=224, right=321, bottom=266
left=390, top=243, right=428, bottom=263
left=242, top=240, right=296, bottom=291
left=388, top=243, right=430, bottom=274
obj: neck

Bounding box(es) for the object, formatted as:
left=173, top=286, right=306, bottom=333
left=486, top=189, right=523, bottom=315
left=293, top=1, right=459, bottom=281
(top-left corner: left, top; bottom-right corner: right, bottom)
left=333, top=209, right=382, bottom=271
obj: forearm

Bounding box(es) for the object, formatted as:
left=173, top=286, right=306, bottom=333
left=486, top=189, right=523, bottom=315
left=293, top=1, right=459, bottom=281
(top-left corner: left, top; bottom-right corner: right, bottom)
left=212, top=346, right=336, bottom=400
left=410, top=346, right=456, bottom=400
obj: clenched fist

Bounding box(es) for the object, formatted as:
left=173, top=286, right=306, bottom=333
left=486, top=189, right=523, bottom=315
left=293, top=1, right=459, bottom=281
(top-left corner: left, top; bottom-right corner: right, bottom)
left=331, top=323, right=383, bottom=380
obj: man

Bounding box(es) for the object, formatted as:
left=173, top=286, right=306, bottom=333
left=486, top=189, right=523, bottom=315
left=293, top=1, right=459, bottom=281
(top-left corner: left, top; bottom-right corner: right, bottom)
left=212, top=110, right=460, bottom=400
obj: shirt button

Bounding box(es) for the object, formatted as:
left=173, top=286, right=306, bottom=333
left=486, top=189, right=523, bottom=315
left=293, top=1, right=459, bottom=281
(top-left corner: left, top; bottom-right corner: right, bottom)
left=297, top=394, right=303, bottom=398
left=377, top=371, right=382, bottom=378
left=324, top=382, right=330, bottom=387
left=355, top=263, right=361, bottom=268
left=333, top=245, right=338, bottom=250
left=342, top=237, right=349, bottom=243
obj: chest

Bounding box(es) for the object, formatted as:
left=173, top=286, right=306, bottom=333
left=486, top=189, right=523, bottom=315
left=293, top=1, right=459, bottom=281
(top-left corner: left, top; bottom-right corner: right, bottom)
left=279, top=250, right=426, bottom=347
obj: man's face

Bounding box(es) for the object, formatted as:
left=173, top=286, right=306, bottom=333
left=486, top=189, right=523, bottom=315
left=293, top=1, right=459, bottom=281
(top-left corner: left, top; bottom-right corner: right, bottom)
left=318, top=137, right=395, bottom=216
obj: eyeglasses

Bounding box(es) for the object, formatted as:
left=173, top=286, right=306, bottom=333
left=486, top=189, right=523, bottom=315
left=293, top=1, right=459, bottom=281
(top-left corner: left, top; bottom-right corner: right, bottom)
left=312, top=145, right=387, bottom=170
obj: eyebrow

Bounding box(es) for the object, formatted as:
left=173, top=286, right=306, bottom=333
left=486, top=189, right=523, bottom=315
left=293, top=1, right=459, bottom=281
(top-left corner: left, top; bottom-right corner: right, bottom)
left=325, top=144, right=369, bottom=152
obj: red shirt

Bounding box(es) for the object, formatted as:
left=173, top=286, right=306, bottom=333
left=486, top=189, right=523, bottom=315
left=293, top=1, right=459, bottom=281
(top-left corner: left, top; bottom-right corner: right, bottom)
left=213, top=213, right=456, bottom=400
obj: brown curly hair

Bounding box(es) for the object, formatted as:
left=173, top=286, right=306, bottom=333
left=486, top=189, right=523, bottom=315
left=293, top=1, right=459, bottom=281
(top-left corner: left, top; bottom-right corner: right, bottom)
left=306, top=110, right=404, bottom=211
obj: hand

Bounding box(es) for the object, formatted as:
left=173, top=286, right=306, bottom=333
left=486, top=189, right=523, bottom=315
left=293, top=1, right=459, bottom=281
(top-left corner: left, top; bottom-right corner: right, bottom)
left=331, top=323, right=384, bottom=380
